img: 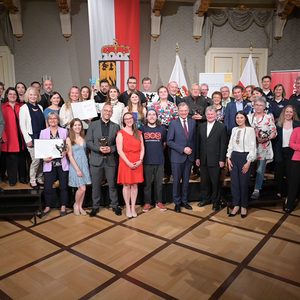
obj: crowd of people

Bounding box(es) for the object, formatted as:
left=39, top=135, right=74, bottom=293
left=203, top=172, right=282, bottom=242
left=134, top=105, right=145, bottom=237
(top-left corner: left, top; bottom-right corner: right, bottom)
left=0, top=75, right=300, bottom=218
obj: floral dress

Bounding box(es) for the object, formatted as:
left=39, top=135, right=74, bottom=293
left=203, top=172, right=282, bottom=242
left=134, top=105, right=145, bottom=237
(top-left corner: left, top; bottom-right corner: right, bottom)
left=151, top=100, right=178, bottom=127
left=248, top=113, right=277, bottom=161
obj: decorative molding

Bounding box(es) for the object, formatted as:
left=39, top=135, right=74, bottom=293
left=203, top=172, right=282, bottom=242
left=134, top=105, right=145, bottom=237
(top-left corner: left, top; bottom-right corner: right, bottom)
left=57, top=0, right=71, bottom=39
left=195, top=0, right=211, bottom=17
left=151, top=0, right=166, bottom=40
left=56, top=0, right=70, bottom=14
left=3, top=0, right=23, bottom=39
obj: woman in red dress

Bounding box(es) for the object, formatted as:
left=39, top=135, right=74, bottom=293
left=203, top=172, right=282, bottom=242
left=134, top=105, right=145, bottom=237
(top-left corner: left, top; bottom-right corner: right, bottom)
left=116, top=112, right=144, bottom=218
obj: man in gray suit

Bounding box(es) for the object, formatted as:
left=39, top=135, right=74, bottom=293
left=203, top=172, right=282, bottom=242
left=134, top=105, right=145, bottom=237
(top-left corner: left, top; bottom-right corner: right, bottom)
left=0, top=104, right=4, bottom=190
left=86, top=103, right=121, bottom=216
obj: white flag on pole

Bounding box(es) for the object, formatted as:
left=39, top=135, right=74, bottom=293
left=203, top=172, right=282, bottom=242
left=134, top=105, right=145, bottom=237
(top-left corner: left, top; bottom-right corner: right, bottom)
left=238, top=54, right=259, bottom=87
left=169, top=53, right=188, bottom=96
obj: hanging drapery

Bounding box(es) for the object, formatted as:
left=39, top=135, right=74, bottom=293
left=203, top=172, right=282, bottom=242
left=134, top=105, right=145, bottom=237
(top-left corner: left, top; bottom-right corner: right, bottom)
left=204, top=9, right=274, bottom=56
left=0, top=7, right=15, bottom=54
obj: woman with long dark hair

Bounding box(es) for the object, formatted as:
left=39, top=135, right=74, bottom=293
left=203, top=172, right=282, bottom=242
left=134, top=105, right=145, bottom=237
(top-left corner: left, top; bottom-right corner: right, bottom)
left=1, top=87, right=27, bottom=186
left=116, top=112, right=144, bottom=218
left=227, top=111, right=257, bottom=217
left=66, top=118, right=91, bottom=215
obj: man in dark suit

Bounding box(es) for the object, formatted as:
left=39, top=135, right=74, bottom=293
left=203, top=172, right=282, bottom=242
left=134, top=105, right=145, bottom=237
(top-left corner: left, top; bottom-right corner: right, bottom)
left=86, top=103, right=122, bottom=216
left=167, top=102, right=196, bottom=213
left=196, top=106, right=227, bottom=211
left=224, top=85, right=248, bottom=135
left=167, top=81, right=182, bottom=106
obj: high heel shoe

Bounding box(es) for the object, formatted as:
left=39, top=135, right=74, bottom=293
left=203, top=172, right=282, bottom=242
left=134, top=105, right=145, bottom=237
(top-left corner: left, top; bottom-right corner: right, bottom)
left=73, top=204, right=80, bottom=216
left=126, top=210, right=132, bottom=218
left=132, top=210, right=137, bottom=218
left=229, top=212, right=237, bottom=217
left=241, top=207, right=247, bottom=218
left=80, top=208, right=87, bottom=216
left=228, top=206, right=240, bottom=217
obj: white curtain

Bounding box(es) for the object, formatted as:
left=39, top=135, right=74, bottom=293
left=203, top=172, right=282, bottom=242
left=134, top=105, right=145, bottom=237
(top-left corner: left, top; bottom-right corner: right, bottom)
left=87, top=0, right=115, bottom=80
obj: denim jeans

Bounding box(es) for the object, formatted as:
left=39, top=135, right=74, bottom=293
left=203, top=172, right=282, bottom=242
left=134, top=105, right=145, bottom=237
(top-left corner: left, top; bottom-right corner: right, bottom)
left=255, top=159, right=267, bottom=190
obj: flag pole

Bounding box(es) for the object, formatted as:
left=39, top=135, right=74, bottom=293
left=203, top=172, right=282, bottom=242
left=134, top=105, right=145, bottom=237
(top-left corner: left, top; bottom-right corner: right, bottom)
left=175, top=42, right=179, bottom=53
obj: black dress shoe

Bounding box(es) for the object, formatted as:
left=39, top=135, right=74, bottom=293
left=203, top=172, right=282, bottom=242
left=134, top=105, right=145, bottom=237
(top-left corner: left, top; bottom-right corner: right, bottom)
left=197, top=200, right=211, bottom=207
left=9, top=182, right=16, bottom=187
left=113, top=206, right=122, bottom=216
left=60, top=210, right=67, bottom=217
left=89, top=208, right=99, bottom=217
left=241, top=213, right=247, bottom=218
left=284, top=207, right=293, bottom=214
left=182, top=203, right=193, bottom=210
left=174, top=205, right=181, bottom=213
left=41, top=209, right=51, bottom=218
left=212, top=203, right=221, bottom=211
left=19, top=178, right=29, bottom=184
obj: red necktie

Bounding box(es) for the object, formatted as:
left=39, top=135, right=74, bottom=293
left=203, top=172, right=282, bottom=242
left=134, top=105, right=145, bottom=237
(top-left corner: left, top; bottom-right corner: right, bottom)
left=183, top=119, right=188, bottom=138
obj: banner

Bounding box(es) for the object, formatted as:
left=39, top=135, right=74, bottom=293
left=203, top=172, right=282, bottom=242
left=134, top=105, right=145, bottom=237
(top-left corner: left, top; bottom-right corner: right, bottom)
left=88, top=0, right=140, bottom=89
left=199, top=73, right=233, bottom=98
left=271, top=70, right=300, bottom=98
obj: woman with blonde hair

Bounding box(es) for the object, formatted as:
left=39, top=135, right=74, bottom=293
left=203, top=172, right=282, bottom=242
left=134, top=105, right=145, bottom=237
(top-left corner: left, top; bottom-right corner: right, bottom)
left=274, top=105, right=300, bottom=200
left=66, top=118, right=91, bottom=215
left=59, top=86, right=81, bottom=129
left=19, top=87, right=46, bottom=189
left=122, top=92, right=146, bottom=129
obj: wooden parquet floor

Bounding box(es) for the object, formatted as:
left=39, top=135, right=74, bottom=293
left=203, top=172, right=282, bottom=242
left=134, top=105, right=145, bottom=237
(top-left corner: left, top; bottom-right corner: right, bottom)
left=1, top=201, right=300, bottom=299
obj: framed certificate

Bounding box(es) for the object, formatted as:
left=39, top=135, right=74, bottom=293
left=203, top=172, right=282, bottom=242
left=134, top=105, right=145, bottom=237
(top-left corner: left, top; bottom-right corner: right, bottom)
left=34, top=139, right=65, bottom=159
left=71, top=99, right=98, bottom=120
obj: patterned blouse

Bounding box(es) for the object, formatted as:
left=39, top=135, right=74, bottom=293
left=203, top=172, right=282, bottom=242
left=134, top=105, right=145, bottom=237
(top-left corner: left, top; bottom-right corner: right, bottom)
left=151, top=100, right=178, bottom=127
left=248, top=113, right=277, bottom=161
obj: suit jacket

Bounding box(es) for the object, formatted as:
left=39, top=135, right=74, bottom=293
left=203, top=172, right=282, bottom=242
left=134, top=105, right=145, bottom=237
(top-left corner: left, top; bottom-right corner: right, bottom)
left=182, top=95, right=208, bottom=122
left=167, top=118, right=196, bottom=163
left=224, top=100, right=248, bottom=134
left=168, top=94, right=182, bottom=106
left=39, top=127, right=69, bottom=172
left=290, top=127, right=300, bottom=161
left=86, top=119, right=120, bottom=167
left=197, top=121, right=227, bottom=167
left=273, top=120, right=300, bottom=162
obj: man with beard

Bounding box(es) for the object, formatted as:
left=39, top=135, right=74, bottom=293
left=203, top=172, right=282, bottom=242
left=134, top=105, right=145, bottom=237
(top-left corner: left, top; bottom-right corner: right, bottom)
left=94, top=79, right=110, bottom=103
left=141, top=109, right=167, bottom=212
left=119, top=76, right=146, bottom=106
left=40, top=79, right=57, bottom=109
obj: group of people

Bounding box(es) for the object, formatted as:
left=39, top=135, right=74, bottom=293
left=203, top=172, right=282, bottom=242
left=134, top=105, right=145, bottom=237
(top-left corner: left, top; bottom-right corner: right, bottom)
left=0, top=74, right=300, bottom=218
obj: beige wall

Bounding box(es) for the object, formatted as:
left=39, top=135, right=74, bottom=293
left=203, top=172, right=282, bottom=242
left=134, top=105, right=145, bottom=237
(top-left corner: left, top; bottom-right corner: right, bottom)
left=1, top=0, right=300, bottom=96
left=13, top=0, right=90, bottom=98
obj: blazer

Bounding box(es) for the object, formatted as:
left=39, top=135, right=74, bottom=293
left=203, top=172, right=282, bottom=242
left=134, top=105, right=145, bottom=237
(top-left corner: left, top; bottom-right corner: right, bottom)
left=19, top=103, right=44, bottom=143
left=224, top=100, right=248, bottom=134
left=273, top=121, right=300, bottom=162
left=167, top=117, right=196, bottom=163
left=290, top=127, right=300, bottom=161
left=39, top=127, right=69, bottom=172
left=168, top=94, right=182, bottom=106
left=197, top=121, right=227, bottom=167
left=86, top=119, right=120, bottom=167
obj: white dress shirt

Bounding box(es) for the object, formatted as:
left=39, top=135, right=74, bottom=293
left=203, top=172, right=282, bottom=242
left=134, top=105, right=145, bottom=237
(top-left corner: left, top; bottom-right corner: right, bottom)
left=207, top=121, right=215, bottom=137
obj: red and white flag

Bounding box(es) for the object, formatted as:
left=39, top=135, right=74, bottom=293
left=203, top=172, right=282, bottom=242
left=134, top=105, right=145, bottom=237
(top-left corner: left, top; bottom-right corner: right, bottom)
left=87, top=0, right=140, bottom=91
left=169, top=53, right=189, bottom=97
left=238, top=54, right=259, bottom=88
